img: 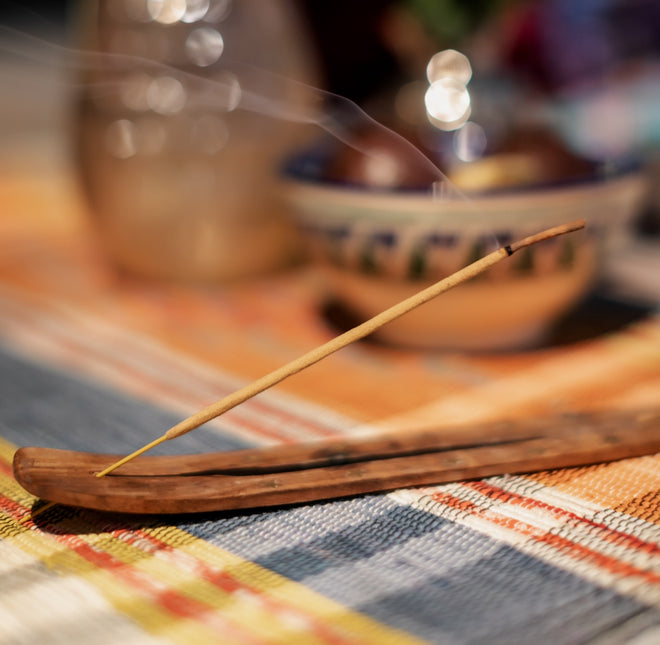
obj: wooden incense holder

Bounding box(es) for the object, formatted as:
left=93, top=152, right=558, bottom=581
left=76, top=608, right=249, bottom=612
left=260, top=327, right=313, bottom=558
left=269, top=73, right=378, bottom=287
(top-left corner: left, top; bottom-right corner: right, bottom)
left=13, top=408, right=660, bottom=514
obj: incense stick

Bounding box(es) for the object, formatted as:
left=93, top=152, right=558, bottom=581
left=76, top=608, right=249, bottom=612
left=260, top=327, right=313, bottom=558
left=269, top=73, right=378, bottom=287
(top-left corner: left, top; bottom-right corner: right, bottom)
left=96, top=219, right=585, bottom=478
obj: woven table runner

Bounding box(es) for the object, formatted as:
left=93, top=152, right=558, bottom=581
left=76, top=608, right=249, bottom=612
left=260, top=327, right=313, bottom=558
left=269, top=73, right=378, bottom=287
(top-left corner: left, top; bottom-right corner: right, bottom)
left=2, top=171, right=660, bottom=644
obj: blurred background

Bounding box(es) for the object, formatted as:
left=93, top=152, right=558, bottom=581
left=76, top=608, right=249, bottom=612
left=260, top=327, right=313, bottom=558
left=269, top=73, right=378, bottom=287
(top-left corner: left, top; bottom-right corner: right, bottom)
left=6, top=0, right=659, bottom=155
left=1, top=0, right=659, bottom=338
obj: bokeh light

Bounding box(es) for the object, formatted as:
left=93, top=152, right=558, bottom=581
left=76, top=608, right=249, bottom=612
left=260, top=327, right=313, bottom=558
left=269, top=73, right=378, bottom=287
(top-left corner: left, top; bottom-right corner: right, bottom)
left=453, top=122, right=487, bottom=162
left=204, top=0, right=233, bottom=23
left=362, top=153, right=404, bottom=187
left=105, top=119, right=137, bottom=158
left=147, top=0, right=187, bottom=24
left=424, top=78, right=471, bottom=126
left=185, top=27, right=225, bottom=67
left=146, top=76, right=187, bottom=114
left=424, top=49, right=472, bottom=131
left=209, top=71, right=242, bottom=112
left=181, top=0, right=210, bottom=23
left=426, top=49, right=472, bottom=86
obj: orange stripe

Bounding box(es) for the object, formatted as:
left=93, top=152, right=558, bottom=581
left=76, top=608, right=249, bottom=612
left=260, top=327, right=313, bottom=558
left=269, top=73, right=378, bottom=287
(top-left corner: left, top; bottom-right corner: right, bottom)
left=427, top=482, right=660, bottom=586
left=0, top=459, right=13, bottom=478
left=465, top=480, right=660, bottom=555
left=1, top=292, right=340, bottom=442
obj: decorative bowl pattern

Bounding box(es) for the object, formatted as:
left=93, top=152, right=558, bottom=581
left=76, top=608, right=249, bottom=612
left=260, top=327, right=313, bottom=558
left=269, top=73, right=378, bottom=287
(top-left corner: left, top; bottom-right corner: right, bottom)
left=284, top=169, right=646, bottom=350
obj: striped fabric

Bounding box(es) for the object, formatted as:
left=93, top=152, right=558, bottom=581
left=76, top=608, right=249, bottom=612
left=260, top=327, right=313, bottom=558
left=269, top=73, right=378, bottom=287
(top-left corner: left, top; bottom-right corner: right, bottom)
left=2, top=172, right=660, bottom=643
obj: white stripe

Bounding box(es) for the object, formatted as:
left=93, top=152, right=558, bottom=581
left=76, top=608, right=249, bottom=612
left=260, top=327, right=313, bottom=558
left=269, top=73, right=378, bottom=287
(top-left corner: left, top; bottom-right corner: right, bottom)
left=366, top=316, right=660, bottom=433
left=0, top=542, right=166, bottom=645
left=0, top=286, right=358, bottom=445
left=390, top=476, right=660, bottom=606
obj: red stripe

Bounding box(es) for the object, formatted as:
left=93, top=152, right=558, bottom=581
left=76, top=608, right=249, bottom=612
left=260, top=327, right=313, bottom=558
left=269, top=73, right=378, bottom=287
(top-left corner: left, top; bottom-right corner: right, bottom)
left=106, top=528, right=368, bottom=645
left=2, top=298, right=339, bottom=442
left=0, top=495, right=278, bottom=644
left=427, top=483, right=660, bottom=586
left=0, top=492, right=370, bottom=645
left=466, top=480, right=660, bottom=555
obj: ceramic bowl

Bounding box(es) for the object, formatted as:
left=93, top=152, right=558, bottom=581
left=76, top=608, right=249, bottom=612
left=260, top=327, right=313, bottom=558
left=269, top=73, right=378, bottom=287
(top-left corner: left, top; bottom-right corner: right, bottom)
left=283, top=155, right=646, bottom=351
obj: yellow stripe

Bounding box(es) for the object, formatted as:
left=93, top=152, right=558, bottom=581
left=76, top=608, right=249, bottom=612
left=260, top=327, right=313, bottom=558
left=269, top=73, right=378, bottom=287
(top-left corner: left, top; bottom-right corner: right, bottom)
left=1, top=509, right=220, bottom=643
left=1, top=473, right=217, bottom=643
left=0, top=435, right=17, bottom=465
left=0, top=487, right=295, bottom=644
left=1, top=467, right=425, bottom=645
left=68, top=523, right=332, bottom=645
left=144, top=525, right=426, bottom=645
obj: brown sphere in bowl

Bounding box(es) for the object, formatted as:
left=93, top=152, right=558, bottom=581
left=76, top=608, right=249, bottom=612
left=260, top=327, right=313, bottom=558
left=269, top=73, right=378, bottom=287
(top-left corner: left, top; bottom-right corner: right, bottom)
left=325, top=126, right=441, bottom=190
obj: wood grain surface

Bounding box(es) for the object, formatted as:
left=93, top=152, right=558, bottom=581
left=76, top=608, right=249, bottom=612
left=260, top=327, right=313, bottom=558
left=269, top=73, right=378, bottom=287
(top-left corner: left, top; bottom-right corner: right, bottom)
left=14, top=408, right=660, bottom=514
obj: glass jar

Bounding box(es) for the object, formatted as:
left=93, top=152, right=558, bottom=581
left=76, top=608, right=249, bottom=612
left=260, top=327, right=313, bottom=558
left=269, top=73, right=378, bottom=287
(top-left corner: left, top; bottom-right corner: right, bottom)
left=75, top=0, right=317, bottom=281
